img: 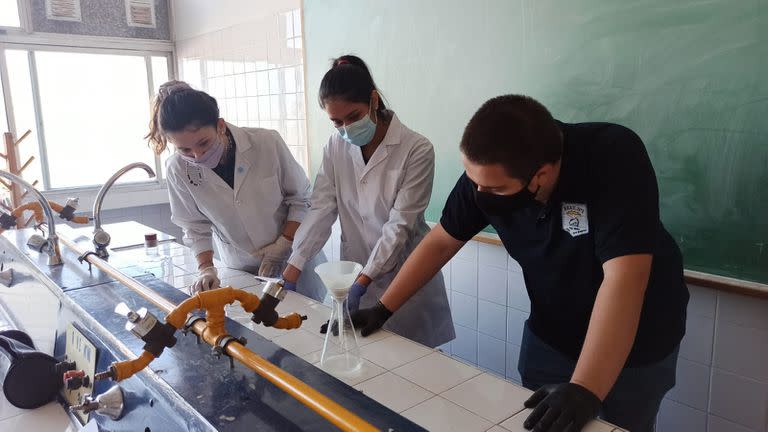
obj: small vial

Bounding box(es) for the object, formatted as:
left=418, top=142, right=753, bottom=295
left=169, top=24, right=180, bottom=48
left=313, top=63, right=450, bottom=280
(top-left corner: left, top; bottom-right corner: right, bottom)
left=144, top=233, right=158, bottom=256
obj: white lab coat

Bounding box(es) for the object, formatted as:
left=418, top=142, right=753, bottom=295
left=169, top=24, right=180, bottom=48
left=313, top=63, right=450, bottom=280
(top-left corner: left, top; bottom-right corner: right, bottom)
left=288, top=113, right=454, bottom=348
left=166, top=123, right=326, bottom=301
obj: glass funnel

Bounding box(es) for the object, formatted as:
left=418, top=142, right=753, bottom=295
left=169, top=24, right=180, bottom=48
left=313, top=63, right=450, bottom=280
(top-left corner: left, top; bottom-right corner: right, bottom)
left=314, top=261, right=364, bottom=375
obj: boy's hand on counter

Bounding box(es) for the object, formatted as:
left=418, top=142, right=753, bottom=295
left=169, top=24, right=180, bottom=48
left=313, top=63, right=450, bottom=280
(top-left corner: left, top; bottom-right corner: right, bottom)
left=350, top=300, right=393, bottom=337
left=523, top=382, right=601, bottom=432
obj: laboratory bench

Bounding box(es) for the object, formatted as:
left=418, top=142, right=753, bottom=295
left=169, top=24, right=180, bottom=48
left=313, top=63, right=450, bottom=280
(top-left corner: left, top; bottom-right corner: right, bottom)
left=0, top=222, right=623, bottom=431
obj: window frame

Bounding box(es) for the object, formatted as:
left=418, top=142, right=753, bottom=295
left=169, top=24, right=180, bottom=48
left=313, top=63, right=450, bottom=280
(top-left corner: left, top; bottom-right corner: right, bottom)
left=0, top=38, right=174, bottom=208
left=0, top=0, right=30, bottom=33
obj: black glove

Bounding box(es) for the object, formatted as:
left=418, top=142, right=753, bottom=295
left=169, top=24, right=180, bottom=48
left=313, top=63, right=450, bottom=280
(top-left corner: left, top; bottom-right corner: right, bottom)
left=319, top=320, right=338, bottom=335
left=523, top=382, right=601, bottom=432
left=320, top=300, right=393, bottom=336
left=351, top=300, right=393, bottom=337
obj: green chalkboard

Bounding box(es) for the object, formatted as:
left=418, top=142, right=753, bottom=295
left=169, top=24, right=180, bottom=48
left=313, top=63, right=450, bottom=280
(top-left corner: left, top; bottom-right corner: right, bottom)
left=304, top=0, right=768, bottom=283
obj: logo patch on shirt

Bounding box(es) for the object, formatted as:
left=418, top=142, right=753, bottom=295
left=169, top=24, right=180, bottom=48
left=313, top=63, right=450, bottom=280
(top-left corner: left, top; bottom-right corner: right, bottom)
left=185, top=162, right=204, bottom=186
left=562, top=203, right=589, bottom=237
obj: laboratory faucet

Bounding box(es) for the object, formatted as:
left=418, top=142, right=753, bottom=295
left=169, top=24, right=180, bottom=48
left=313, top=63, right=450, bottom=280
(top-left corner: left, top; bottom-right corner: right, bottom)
left=92, top=162, right=156, bottom=258
left=0, top=170, right=62, bottom=265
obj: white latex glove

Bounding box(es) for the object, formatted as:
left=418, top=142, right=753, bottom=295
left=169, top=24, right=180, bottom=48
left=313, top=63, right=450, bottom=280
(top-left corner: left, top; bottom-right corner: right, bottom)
left=253, top=235, right=293, bottom=278
left=190, top=266, right=220, bottom=294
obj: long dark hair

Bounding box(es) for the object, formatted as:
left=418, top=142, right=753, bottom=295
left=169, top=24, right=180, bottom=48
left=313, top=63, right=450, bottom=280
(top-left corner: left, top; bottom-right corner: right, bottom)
left=318, top=55, right=387, bottom=115
left=146, top=80, right=220, bottom=155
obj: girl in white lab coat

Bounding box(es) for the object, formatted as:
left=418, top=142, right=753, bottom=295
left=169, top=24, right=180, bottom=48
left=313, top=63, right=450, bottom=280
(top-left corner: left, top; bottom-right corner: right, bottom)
left=283, top=56, right=454, bottom=348
left=147, top=81, right=325, bottom=300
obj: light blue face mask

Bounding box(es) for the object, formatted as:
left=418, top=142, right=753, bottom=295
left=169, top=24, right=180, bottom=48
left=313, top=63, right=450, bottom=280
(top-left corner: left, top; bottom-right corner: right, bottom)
left=337, top=106, right=377, bottom=147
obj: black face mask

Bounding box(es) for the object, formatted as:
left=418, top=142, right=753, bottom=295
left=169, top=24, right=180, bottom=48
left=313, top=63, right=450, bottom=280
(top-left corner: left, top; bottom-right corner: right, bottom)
left=475, top=183, right=540, bottom=217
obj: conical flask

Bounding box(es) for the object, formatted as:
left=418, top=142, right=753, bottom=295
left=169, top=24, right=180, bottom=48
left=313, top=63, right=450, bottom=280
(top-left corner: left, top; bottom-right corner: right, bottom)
left=315, top=261, right=364, bottom=375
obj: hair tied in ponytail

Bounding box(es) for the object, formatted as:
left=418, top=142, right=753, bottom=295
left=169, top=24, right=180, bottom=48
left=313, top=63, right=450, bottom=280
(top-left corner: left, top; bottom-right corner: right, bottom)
left=158, top=80, right=192, bottom=100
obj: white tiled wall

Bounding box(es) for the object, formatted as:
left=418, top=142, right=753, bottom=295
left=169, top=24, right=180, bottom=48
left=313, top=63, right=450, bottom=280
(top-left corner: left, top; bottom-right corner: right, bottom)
left=439, top=240, right=529, bottom=387
left=661, top=283, right=768, bottom=432
left=175, top=4, right=309, bottom=171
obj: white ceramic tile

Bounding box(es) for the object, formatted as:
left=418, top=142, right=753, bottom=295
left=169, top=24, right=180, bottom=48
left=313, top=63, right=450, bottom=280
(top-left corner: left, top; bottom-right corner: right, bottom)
left=393, top=351, right=482, bottom=393
left=359, top=335, right=433, bottom=370
left=707, top=414, right=753, bottom=432
left=686, top=285, right=717, bottom=319
left=709, top=369, right=768, bottom=430
left=478, top=265, right=508, bottom=305
left=500, top=408, right=615, bottom=432
left=713, top=320, right=768, bottom=381
left=507, top=271, right=529, bottom=313
left=224, top=303, right=252, bottom=321
left=441, top=261, right=452, bottom=291
left=0, top=402, right=70, bottom=431
left=679, top=314, right=714, bottom=365
left=270, top=329, right=324, bottom=356
left=455, top=241, right=479, bottom=262
left=452, top=259, right=478, bottom=297
left=140, top=204, right=163, bottom=219
left=276, top=291, right=316, bottom=312
left=718, top=291, right=768, bottom=330
left=506, top=307, right=527, bottom=344
left=656, top=399, right=707, bottom=432
left=486, top=426, right=512, bottom=432
left=292, top=306, right=330, bottom=336
left=507, top=256, right=523, bottom=273
left=319, top=358, right=386, bottom=387
left=353, top=372, right=434, bottom=413
left=452, top=324, right=478, bottom=365
left=452, top=291, right=478, bottom=329
left=478, top=299, right=507, bottom=340
left=439, top=340, right=452, bottom=355
left=506, top=343, right=522, bottom=383
left=402, top=396, right=493, bottom=432
left=300, top=349, right=322, bottom=364
left=155, top=242, right=188, bottom=257
left=172, top=273, right=197, bottom=290
left=665, top=357, right=710, bottom=411
left=171, top=261, right=196, bottom=276
left=356, top=327, right=394, bottom=347
left=247, top=320, right=289, bottom=340
left=477, top=334, right=506, bottom=377
left=442, top=373, right=530, bottom=423
left=479, top=242, right=508, bottom=269
left=122, top=206, right=142, bottom=220
left=216, top=266, right=248, bottom=279
left=220, top=273, right=260, bottom=289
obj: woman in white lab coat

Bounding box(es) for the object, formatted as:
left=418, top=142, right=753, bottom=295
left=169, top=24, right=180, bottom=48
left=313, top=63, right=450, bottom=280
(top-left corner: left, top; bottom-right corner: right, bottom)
left=283, top=56, right=454, bottom=348
left=147, top=81, right=325, bottom=300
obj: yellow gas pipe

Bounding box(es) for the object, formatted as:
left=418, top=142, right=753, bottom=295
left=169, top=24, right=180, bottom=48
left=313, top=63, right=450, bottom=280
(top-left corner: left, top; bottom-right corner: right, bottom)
left=0, top=200, right=90, bottom=235
left=57, top=234, right=378, bottom=432
left=112, top=287, right=305, bottom=381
